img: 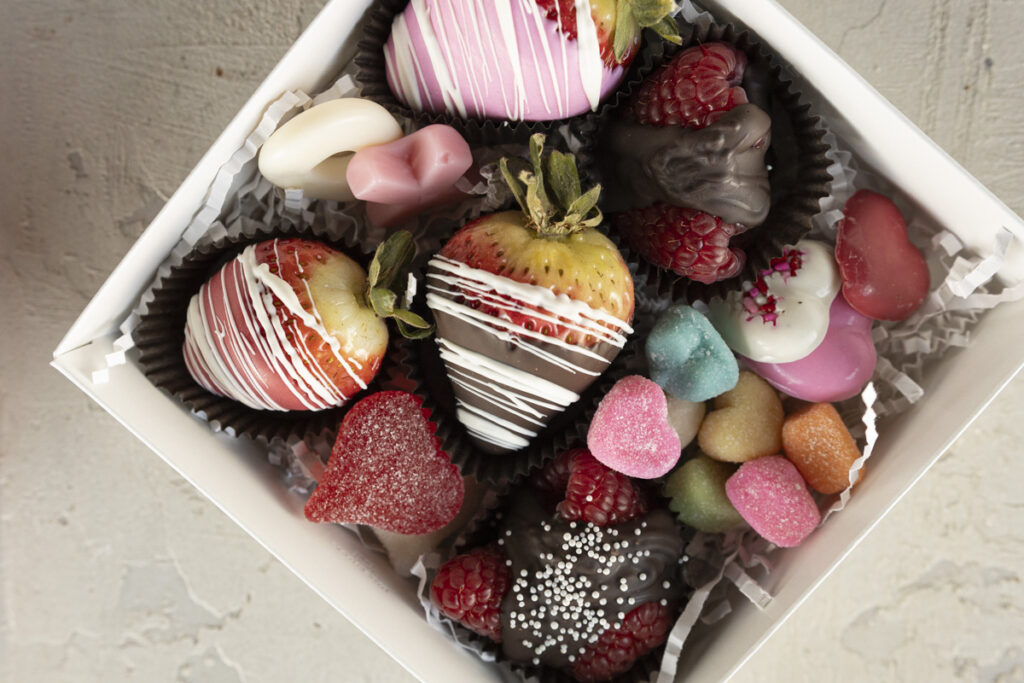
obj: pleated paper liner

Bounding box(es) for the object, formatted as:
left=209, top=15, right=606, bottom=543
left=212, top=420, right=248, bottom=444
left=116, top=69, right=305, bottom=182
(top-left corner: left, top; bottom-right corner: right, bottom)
left=416, top=475, right=696, bottom=683
left=581, top=20, right=833, bottom=306
left=352, top=0, right=673, bottom=151
left=133, top=220, right=401, bottom=443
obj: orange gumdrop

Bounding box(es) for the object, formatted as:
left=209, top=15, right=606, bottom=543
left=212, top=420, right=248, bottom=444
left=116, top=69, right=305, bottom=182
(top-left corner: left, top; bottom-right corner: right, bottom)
left=781, top=403, right=862, bottom=495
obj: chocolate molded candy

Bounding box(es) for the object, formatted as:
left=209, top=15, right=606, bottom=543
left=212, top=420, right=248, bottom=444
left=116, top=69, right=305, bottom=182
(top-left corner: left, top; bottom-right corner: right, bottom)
left=499, top=495, right=685, bottom=670
left=605, top=104, right=772, bottom=227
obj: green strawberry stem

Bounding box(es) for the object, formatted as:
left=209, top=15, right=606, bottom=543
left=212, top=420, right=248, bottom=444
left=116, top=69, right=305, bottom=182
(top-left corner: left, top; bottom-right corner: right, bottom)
left=499, top=134, right=603, bottom=238
left=614, top=0, right=682, bottom=62
left=365, top=231, right=433, bottom=340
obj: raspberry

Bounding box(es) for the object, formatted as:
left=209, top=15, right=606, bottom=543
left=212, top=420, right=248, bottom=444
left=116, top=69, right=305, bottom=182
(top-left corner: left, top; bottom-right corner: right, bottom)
left=529, top=448, right=576, bottom=509
left=631, top=43, right=748, bottom=129
left=616, top=204, right=747, bottom=285
left=571, top=602, right=674, bottom=681
left=430, top=546, right=510, bottom=642
left=554, top=448, right=648, bottom=527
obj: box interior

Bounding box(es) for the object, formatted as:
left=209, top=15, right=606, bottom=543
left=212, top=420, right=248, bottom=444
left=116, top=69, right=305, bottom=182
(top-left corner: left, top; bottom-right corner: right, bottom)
left=53, top=1, right=1024, bottom=681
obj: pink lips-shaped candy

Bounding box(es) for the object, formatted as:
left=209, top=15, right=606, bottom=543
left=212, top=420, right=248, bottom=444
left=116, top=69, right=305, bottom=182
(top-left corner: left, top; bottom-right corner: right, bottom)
left=347, top=124, right=473, bottom=228
left=743, top=294, right=876, bottom=403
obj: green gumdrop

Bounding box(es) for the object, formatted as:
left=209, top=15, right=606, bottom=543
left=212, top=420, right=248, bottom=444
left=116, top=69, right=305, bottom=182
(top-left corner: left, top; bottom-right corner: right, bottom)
left=664, top=455, right=744, bottom=533
left=646, top=304, right=739, bottom=402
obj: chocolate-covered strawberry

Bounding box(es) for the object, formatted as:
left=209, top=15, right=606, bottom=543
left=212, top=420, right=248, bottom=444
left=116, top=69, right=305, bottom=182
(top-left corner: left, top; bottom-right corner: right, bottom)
left=183, top=232, right=430, bottom=412
left=430, top=450, right=684, bottom=682
left=426, top=134, right=634, bottom=455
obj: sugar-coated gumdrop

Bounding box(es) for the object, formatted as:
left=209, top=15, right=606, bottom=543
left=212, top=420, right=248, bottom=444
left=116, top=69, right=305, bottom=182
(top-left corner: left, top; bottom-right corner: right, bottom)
left=726, top=456, right=820, bottom=547
left=698, top=371, right=783, bottom=463
left=665, top=393, right=706, bottom=449
left=744, top=293, right=876, bottom=403
left=782, top=403, right=863, bottom=494
left=646, top=304, right=739, bottom=402
left=836, top=190, right=929, bottom=321
left=664, top=455, right=743, bottom=533
left=588, top=375, right=682, bottom=479
left=304, top=391, right=464, bottom=535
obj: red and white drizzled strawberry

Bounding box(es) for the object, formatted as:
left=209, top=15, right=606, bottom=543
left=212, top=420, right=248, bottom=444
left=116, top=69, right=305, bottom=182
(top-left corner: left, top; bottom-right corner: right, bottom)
left=426, top=134, right=634, bottom=454
left=183, top=232, right=430, bottom=412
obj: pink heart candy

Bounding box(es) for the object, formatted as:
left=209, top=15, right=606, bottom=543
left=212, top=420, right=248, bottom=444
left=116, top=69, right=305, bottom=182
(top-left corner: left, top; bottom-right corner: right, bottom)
left=587, top=375, right=682, bottom=479
left=347, top=123, right=472, bottom=205
left=836, top=190, right=930, bottom=322
left=743, top=293, right=876, bottom=403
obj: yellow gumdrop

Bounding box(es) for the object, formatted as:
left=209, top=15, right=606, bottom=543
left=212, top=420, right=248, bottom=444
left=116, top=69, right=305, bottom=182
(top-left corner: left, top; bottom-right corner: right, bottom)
left=698, top=371, right=783, bottom=463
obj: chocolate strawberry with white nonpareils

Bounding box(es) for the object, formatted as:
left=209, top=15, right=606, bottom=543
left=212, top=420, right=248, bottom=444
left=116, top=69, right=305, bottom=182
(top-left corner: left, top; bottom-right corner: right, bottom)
left=425, top=134, right=635, bottom=455
left=183, top=231, right=431, bottom=412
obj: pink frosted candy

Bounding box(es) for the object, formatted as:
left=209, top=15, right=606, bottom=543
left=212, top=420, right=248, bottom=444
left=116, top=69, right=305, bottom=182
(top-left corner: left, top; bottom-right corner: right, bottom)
left=587, top=375, right=682, bottom=479
left=347, top=124, right=473, bottom=228
left=725, top=456, right=820, bottom=547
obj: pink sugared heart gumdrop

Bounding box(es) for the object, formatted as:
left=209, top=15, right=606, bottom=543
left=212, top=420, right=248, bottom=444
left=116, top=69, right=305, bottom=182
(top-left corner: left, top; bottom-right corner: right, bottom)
left=835, top=190, right=929, bottom=321
left=587, top=375, right=682, bottom=479
left=304, top=391, right=464, bottom=535
left=743, top=293, right=876, bottom=403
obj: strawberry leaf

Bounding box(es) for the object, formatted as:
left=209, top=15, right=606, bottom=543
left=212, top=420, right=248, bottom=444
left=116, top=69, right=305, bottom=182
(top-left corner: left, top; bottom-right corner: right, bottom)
left=614, top=1, right=639, bottom=62
left=545, top=151, right=582, bottom=212
left=369, top=287, right=397, bottom=318
left=497, top=133, right=604, bottom=237
left=368, top=230, right=416, bottom=292
left=631, top=0, right=678, bottom=27
left=648, top=16, right=682, bottom=44
left=365, top=230, right=434, bottom=339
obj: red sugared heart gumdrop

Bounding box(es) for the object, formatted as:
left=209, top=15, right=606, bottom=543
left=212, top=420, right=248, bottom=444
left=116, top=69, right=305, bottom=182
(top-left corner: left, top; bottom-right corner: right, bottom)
left=304, top=391, right=464, bottom=535
left=835, top=190, right=929, bottom=321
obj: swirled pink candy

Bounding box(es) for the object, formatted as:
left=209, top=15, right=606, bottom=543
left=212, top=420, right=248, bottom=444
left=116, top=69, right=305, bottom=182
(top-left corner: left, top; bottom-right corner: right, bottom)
left=384, top=0, right=625, bottom=121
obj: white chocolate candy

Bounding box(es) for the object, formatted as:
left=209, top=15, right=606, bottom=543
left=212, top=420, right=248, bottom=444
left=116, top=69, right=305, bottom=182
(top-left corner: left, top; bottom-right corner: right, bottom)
left=665, top=393, right=706, bottom=449
left=708, top=240, right=841, bottom=363
left=258, top=98, right=403, bottom=202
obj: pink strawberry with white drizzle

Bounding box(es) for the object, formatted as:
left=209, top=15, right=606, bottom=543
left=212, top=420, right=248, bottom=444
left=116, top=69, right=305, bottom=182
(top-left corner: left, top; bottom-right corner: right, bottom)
left=183, top=233, right=430, bottom=412
left=384, top=0, right=679, bottom=122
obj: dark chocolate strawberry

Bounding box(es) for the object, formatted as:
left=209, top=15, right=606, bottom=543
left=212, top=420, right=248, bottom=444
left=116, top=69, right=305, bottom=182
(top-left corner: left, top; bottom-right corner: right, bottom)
left=426, top=135, right=635, bottom=455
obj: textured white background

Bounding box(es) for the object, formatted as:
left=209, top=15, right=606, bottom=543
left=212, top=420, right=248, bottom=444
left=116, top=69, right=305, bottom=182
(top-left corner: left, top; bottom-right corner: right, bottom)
left=3, top=1, right=1023, bottom=681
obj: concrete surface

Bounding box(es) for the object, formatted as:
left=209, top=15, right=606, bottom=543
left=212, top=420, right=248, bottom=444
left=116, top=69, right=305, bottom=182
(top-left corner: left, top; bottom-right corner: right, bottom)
left=2, top=0, right=1022, bottom=681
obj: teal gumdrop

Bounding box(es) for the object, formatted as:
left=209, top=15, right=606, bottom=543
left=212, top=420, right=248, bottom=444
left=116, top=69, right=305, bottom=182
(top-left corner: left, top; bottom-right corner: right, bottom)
left=646, top=304, right=739, bottom=402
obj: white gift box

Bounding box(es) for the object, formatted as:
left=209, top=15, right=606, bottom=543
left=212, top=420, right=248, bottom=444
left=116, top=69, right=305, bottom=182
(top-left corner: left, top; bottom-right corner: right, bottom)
left=52, top=1, right=1024, bottom=681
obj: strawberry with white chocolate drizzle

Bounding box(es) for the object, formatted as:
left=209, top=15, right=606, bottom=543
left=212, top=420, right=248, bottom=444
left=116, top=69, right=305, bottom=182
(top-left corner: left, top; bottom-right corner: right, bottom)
left=426, top=134, right=635, bottom=455
left=183, top=232, right=430, bottom=412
